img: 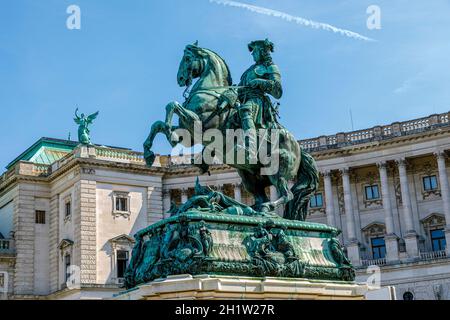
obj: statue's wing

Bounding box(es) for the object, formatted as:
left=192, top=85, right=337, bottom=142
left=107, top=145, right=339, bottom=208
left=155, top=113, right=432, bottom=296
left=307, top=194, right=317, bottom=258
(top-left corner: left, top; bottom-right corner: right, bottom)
left=74, top=107, right=81, bottom=123
left=86, top=111, right=99, bottom=123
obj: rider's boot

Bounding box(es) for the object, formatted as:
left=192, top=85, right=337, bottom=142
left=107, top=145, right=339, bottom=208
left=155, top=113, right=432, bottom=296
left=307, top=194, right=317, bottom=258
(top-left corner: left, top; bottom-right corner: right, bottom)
left=238, top=109, right=258, bottom=162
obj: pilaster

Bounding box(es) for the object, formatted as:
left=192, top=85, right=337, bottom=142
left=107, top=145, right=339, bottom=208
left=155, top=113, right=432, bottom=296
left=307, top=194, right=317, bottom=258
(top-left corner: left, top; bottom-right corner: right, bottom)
left=323, top=170, right=336, bottom=227
left=76, top=180, right=97, bottom=284
left=48, top=194, right=60, bottom=293
left=12, top=184, right=35, bottom=295
left=147, top=185, right=163, bottom=224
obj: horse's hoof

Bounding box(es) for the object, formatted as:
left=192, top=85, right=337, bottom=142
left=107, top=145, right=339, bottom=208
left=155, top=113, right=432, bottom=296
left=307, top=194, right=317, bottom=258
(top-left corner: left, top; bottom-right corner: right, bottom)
left=260, top=203, right=276, bottom=214
left=144, top=151, right=156, bottom=167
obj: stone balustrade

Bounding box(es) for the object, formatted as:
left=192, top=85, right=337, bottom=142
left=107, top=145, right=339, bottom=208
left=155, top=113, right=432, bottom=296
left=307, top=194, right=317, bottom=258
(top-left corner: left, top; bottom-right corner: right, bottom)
left=361, top=257, right=387, bottom=267
left=419, top=250, right=447, bottom=262
left=32, top=164, right=51, bottom=176
left=3, top=162, right=53, bottom=178
left=299, top=111, right=449, bottom=152
left=95, top=146, right=145, bottom=164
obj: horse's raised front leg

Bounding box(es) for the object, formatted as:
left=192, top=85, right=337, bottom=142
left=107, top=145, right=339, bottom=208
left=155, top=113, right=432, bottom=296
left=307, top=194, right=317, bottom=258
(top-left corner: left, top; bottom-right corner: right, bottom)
left=165, top=101, right=201, bottom=145
left=143, top=120, right=171, bottom=167
left=165, top=101, right=179, bottom=131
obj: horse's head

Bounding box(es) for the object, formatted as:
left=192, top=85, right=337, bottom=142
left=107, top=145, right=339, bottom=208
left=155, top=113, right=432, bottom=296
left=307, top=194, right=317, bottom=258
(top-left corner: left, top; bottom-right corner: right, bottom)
left=177, top=42, right=232, bottom=88
left=177, top=43, right=204, bottom=87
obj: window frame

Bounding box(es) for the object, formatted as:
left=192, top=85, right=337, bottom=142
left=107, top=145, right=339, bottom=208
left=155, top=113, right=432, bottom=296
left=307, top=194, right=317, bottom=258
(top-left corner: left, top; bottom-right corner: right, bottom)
left=364, top=184, right=380, bottom=201
left=35, top=210, right=46, bottom=224
left=116, top=197, right=128, bottom=212
left=65, top=200, right=71, bottom=218
left=309, top=192, right=324, bottom=208
left=423, top=175, right=439, bottom=192
left=370, top=236, right=386, bottom=259
left=112, top=191, right=131, bottom=219
left=64, top=253, right=71, bottom=282
left=116, top=250, right=129, bottom=279
left=430, top=228, right=446, bottom=252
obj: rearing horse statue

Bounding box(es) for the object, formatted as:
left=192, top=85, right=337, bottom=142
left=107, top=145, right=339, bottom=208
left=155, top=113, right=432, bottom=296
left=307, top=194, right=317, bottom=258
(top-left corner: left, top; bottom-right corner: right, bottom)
left=143, top=42, right=319, bottom=221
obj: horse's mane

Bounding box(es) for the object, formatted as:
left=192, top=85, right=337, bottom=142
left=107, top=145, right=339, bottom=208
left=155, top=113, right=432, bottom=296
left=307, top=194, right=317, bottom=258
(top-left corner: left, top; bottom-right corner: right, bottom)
left=200, top=48, right=233, bottom=86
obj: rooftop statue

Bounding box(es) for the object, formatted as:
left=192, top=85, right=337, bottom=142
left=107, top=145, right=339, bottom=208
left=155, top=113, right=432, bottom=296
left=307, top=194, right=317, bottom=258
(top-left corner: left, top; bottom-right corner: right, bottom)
left=74, top=108, right=99, bottom=145
left=143, top=40, right=319, bottom=221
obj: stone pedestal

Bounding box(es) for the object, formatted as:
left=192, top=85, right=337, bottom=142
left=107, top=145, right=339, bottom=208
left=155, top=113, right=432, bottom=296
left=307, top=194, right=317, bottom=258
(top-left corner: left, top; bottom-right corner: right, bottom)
left=113, top=274, right=384, bottom=300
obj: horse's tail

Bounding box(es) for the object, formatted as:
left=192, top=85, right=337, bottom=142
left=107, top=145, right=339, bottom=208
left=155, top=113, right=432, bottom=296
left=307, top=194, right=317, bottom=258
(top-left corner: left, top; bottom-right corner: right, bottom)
left=283, top=148, right=320, bottom=221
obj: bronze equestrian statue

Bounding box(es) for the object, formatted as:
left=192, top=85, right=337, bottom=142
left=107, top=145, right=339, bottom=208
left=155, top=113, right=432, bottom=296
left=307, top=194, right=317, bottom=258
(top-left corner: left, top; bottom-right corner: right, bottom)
left=143, top=40, right=319, bottom=221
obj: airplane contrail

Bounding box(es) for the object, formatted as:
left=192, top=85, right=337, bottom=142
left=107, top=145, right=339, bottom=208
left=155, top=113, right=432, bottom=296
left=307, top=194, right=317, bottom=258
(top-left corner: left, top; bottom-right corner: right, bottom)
left=209, top=0, right=375, bottom=42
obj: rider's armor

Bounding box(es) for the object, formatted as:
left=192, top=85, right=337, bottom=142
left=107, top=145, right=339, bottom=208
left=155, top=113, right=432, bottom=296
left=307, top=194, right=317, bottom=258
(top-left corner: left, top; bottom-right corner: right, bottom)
left=238, top=62, right=282, bottom=130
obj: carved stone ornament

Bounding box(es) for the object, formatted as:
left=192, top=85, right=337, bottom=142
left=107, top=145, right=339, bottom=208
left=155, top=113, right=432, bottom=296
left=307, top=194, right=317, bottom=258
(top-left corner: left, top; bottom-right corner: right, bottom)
left=124, top=217, right=213, bottom=288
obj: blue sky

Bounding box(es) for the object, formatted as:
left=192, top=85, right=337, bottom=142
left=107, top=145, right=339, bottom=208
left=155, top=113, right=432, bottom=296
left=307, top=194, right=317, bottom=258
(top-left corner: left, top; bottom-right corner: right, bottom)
left=1, top=0, right=450, bottom=169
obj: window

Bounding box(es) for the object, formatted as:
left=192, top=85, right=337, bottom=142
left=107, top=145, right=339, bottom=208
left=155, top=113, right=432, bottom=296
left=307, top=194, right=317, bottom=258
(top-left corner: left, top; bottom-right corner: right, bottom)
left=64, top=254, right=71, bottom=282
left=365, top=185, right=380, bottom=200
left=371, top=237, right=386, bottom=259
left=115, top=196, right=128, bottom=212
left=309, top=193, right=323, bottom=208
left=35, top=210, right=46, bottom=224
left=430, top=229, right=446, bottom=251
left=112, top=192, right=131, bottom=218
left=65, top=201, right=71, bottom=217
left=116, top=250, right=129, bottom=279
left=423, top=175, right=438, bottom=191
left=113, top=192, right=129, bottom=213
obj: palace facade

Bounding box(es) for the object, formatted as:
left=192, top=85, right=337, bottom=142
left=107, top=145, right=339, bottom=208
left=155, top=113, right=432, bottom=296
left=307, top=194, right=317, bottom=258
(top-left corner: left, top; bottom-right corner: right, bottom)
left=1, top=112, right=450, bottom=300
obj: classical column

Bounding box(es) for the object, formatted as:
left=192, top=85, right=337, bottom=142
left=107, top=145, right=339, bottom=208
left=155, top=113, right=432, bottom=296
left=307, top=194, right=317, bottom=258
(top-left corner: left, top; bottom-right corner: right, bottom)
left=341, top=169, right=356, bottom=240
left=340, top=168, right=360, bottom=265
left=396, top=158, right=419, bottom=258
left=181, top=188, right=188, bottom=204
left=323, top=171, right=336, bottom=227
left=162, top=189, right=171, bottom=219
left=377, top=162, right=399, bottom=262
left=233, top=183, right=242, bottom=202
left=435, top=151, right=450, bottom=255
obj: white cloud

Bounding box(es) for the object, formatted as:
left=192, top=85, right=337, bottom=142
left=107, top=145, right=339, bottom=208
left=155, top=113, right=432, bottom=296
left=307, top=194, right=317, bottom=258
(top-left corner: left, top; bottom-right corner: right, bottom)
left=209, top=0, right=375, bottom=42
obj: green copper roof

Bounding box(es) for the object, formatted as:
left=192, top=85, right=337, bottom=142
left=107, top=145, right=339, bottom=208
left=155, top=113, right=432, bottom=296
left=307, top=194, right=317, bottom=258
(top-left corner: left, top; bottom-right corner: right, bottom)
left=6, top=137, right=79, bottom=169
